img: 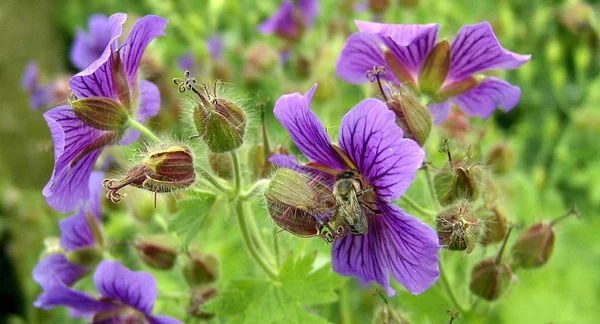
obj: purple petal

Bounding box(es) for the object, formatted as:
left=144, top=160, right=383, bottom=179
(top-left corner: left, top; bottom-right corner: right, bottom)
left=428, top=101, right=452, bottom=125
left=21, top=62, right=53, bottom=110
left=354, top=20, right=440, bottom=80
left=33, top=255, right=88, bottom=287
left=177, top=53, right=195, bottom=73
left=207, top=35, right=224, bottom=62
left=120, top=15, right=168, bottom=88
left=258, top=0, right=299, bottom=38
left=86, top=171, right=105, bottom=220
left=21, top=61, right=39, bottom=90
left=59, top=210, right=96, bottom=251
left=298, top=0, right=318, bottom=29
left=93, top=260, right=157, bottom=314
left=70, top=13, right=127, bottom=99
left=335, top=32, right=399, bottom=84
left=338, top=99, right=424, bottom=200
left=332, top=202, right=439, bottom=296
left=148, top=315, right=184, bottom=324
left=70, top=15, right=110, bottom=70
left=273, top=84, right=346, bottom=170
left=451, top=78, right=521, bottom=119
left=33, top=274, right=114, bottom=313
left=446, top=22, right=531, bottom=84
left=43, top=106, right=110, bottom=213
left=118, top=79, right=161, bottom=145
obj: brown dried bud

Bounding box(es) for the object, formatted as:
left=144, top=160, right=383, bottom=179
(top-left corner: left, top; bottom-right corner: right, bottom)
left=183, top=251, right=220, bottom=287
left=436, top=201, right=482, bottom=253
left=469, top=228, right=513, bottom=301
left=135, top=239, right=178, bottom=270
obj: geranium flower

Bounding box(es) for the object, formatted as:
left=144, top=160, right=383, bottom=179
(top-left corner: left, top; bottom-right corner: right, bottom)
left=70, top=14, right=110, bottom=70
left=34, top=260, right=181, bottom=323
left=33, top=172, right=104, bottom=290
left=335, top=21, right=531, bottom=123
left=43, top=13, right=167, bottom=212
left=258, top=0, right=318, bottom=40
left=270, top=84, right=439, bottom=296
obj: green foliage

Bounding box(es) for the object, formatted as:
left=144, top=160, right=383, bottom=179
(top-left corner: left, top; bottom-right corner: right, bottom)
left=168, top=191, right=217, bottom=249
left=205, top=253, right=346, bottom=323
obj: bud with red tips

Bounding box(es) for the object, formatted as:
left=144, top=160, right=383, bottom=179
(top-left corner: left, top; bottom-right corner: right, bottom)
left=434, top=142, right=485, bottom=206
left=135, top=238, right=178, bottom=270
left=511, top=205, right=580, bottom=269
left=469, top=227, right=514, bottom=301
left=103, top=145, right=196, bottom=203
left=481, top=206, right=508, bottom=246
left=183, top=251, right=220, bottom=288
left=436, top=200, right=482, bottom=253
left=264, top=169, right=334, bottom=238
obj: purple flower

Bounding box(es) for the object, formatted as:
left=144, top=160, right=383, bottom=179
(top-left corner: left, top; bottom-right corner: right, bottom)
left=270, top=84, right=439, bottom=296
left=43, top=13, right=167, bottom=213
left=70, top=14, right=111, bottom=70
left=207, top=35, right=224, bottom=62
left=177, top=53, right=196, bottom=74
left=34, top=260, right=182, bottom=323
left=335, top=21, right=531, bottom=123
left=258, top=0, right=318, bottom=40
left=21, top=62, right=53, bottom=110
left=33, top=172, right=104, bottom=290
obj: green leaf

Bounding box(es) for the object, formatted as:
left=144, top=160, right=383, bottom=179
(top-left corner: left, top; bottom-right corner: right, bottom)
left=205, top=253, right=346, bottom=323
left=168, top=191, right=217, bottom=249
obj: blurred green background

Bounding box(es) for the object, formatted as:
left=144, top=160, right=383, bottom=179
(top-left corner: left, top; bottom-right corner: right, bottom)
left=1, top=0, right=599, bottom=323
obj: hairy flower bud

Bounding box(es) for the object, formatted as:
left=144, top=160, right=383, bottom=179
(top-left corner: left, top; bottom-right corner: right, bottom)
left=135, top=239, right=178, bottom=270
left=434, top=144, right=484, bottom=206
left=511, top=205, right=580, bottom=269
left=70, top=96, right=129, bottom=131
left=264, top=169, right=334, bottom=237
left=103, top=145, right=196, bottom=203
left=436, top=201, right=482, bottom=253
left=481, top=206, right=508, bottom=246
left=190, top=83, right=247, bottom=153
left=469, top=228, right=513, bottom=301
left=486, top=142, right=515, bottom=175
left=183, top=251, right=220, bottom=287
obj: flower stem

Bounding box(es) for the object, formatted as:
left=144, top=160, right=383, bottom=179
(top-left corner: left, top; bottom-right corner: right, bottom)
left=422, top=160, right=440, bottom=209
left=231, top=151, right=242, bottom=196
left=197, top=167, right=231, bottom=194
left=399, top=195, right=436, bottom=218
left=234, top=200, right=277, bottom=279
left=439, top=258, right=466, bottom=314
left=273, top=227, right=281, bottom=268
left=240, top=179, right=270, bottom=200
left=127, top=118, right=160, bottom=143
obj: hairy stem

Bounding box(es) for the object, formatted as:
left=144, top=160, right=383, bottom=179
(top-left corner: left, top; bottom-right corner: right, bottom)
left=127, top=118, right=160, bottom=143
left=439, top=259, right=466, bottom=314
left=240, top=179, right=270, bottom=200
left=197, top=168, right=231, bottom=194
left=231, top=151, right=242, bottom=196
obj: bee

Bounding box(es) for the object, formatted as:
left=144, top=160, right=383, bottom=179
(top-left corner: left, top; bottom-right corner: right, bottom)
left=332, top=170, right=369, bottom=235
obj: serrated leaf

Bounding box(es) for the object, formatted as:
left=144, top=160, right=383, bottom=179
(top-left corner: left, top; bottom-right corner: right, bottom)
left=168, top=191, right=217, bottom=249
left=205, top=253, right=346, bottom=323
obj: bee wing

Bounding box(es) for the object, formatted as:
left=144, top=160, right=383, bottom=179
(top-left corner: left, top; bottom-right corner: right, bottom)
left=339, top=190, right=368, bottom=234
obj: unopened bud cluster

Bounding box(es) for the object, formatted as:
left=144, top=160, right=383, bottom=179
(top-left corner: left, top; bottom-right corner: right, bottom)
left=434, top=143, right=484, bottom=206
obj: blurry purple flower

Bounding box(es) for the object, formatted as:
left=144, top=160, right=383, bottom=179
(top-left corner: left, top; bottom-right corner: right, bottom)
left=207, top=35, right=224, bottom=62
left=21, top=62, right=54, bottom=110
left=70, top=14, right=111, bottom=70
left=33, top=172, right=104, bottom=289
left=335, top=21, right=531, bottom=123
left=34, top=260, right=182, bottom=323
left=43, top=13, right=167, bottom=213
left=177, top=53, right=196, bottom=74
left=258, top=0, right=318, bottom=40
left=270, top=84, right=439, bottom=296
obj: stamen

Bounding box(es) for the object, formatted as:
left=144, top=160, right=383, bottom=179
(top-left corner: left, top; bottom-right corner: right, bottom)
left=366, top=66, right=389, bottom=102
left=439, top=138, right=452, bottom=162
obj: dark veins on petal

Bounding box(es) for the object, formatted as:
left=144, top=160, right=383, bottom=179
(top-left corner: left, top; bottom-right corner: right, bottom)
left=450, top=25, right=502, bottom=78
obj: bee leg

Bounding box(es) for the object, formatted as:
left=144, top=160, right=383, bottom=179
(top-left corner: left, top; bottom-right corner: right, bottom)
left=356, top=187, right=373, bottom=197
left=362, top=203, right=383, bottom=215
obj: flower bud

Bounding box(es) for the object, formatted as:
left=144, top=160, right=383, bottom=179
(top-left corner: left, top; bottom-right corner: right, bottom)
left=434, top=145, right=484, bottom=206
left=135, top=239, right=178, bottom=270
left=368, top=0, right=390, bottom=14
left=386, top=88, right=432, bottom=146
left=418, top=40, right=451, bottom=96
left=243, top=42, right=279, bottom=84
left=208, top=152, right=233, bottom=179
left=70, top=96, right=129, bottom=131
left=481, top=206, right=508, bottom=246
left=103, top=145, right=196, bottom=203
left=436, top=201, right=482, bottom=253
left=469, top=228, right=513, bottom=301
left=187, top=286, right=219, bottom=319
left=65, top=246, right=103, bottom=267
left=264, top=169, right=334, bottom=237
left=511, top=206, right=580, bottom=269
left=191, top=84, right=247, bottom=153
left=486, top=142, right=515, bottom=175
left=373, top=304, right=410, bottom=324
left=183, top=251, right=220, bottom=287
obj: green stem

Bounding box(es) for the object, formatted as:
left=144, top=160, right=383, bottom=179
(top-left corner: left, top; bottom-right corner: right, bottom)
left=422, top=161, right=440, bottom=209
left=240, top=179, right=270, bottom=200
left=127, top=118, right=160, bottom=143
left=399, top=195, right=436, bottom=218
left=273, top=227, right=281, bottom=268
left=244, top=203, right=275, bottom=264
left=234, top=201, right=277, bottom=279
left=231, top=151, right=242, bottom=196
left=439, top=259, right=466, bottom=314
left=197, top=167, right=230, bottom=194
